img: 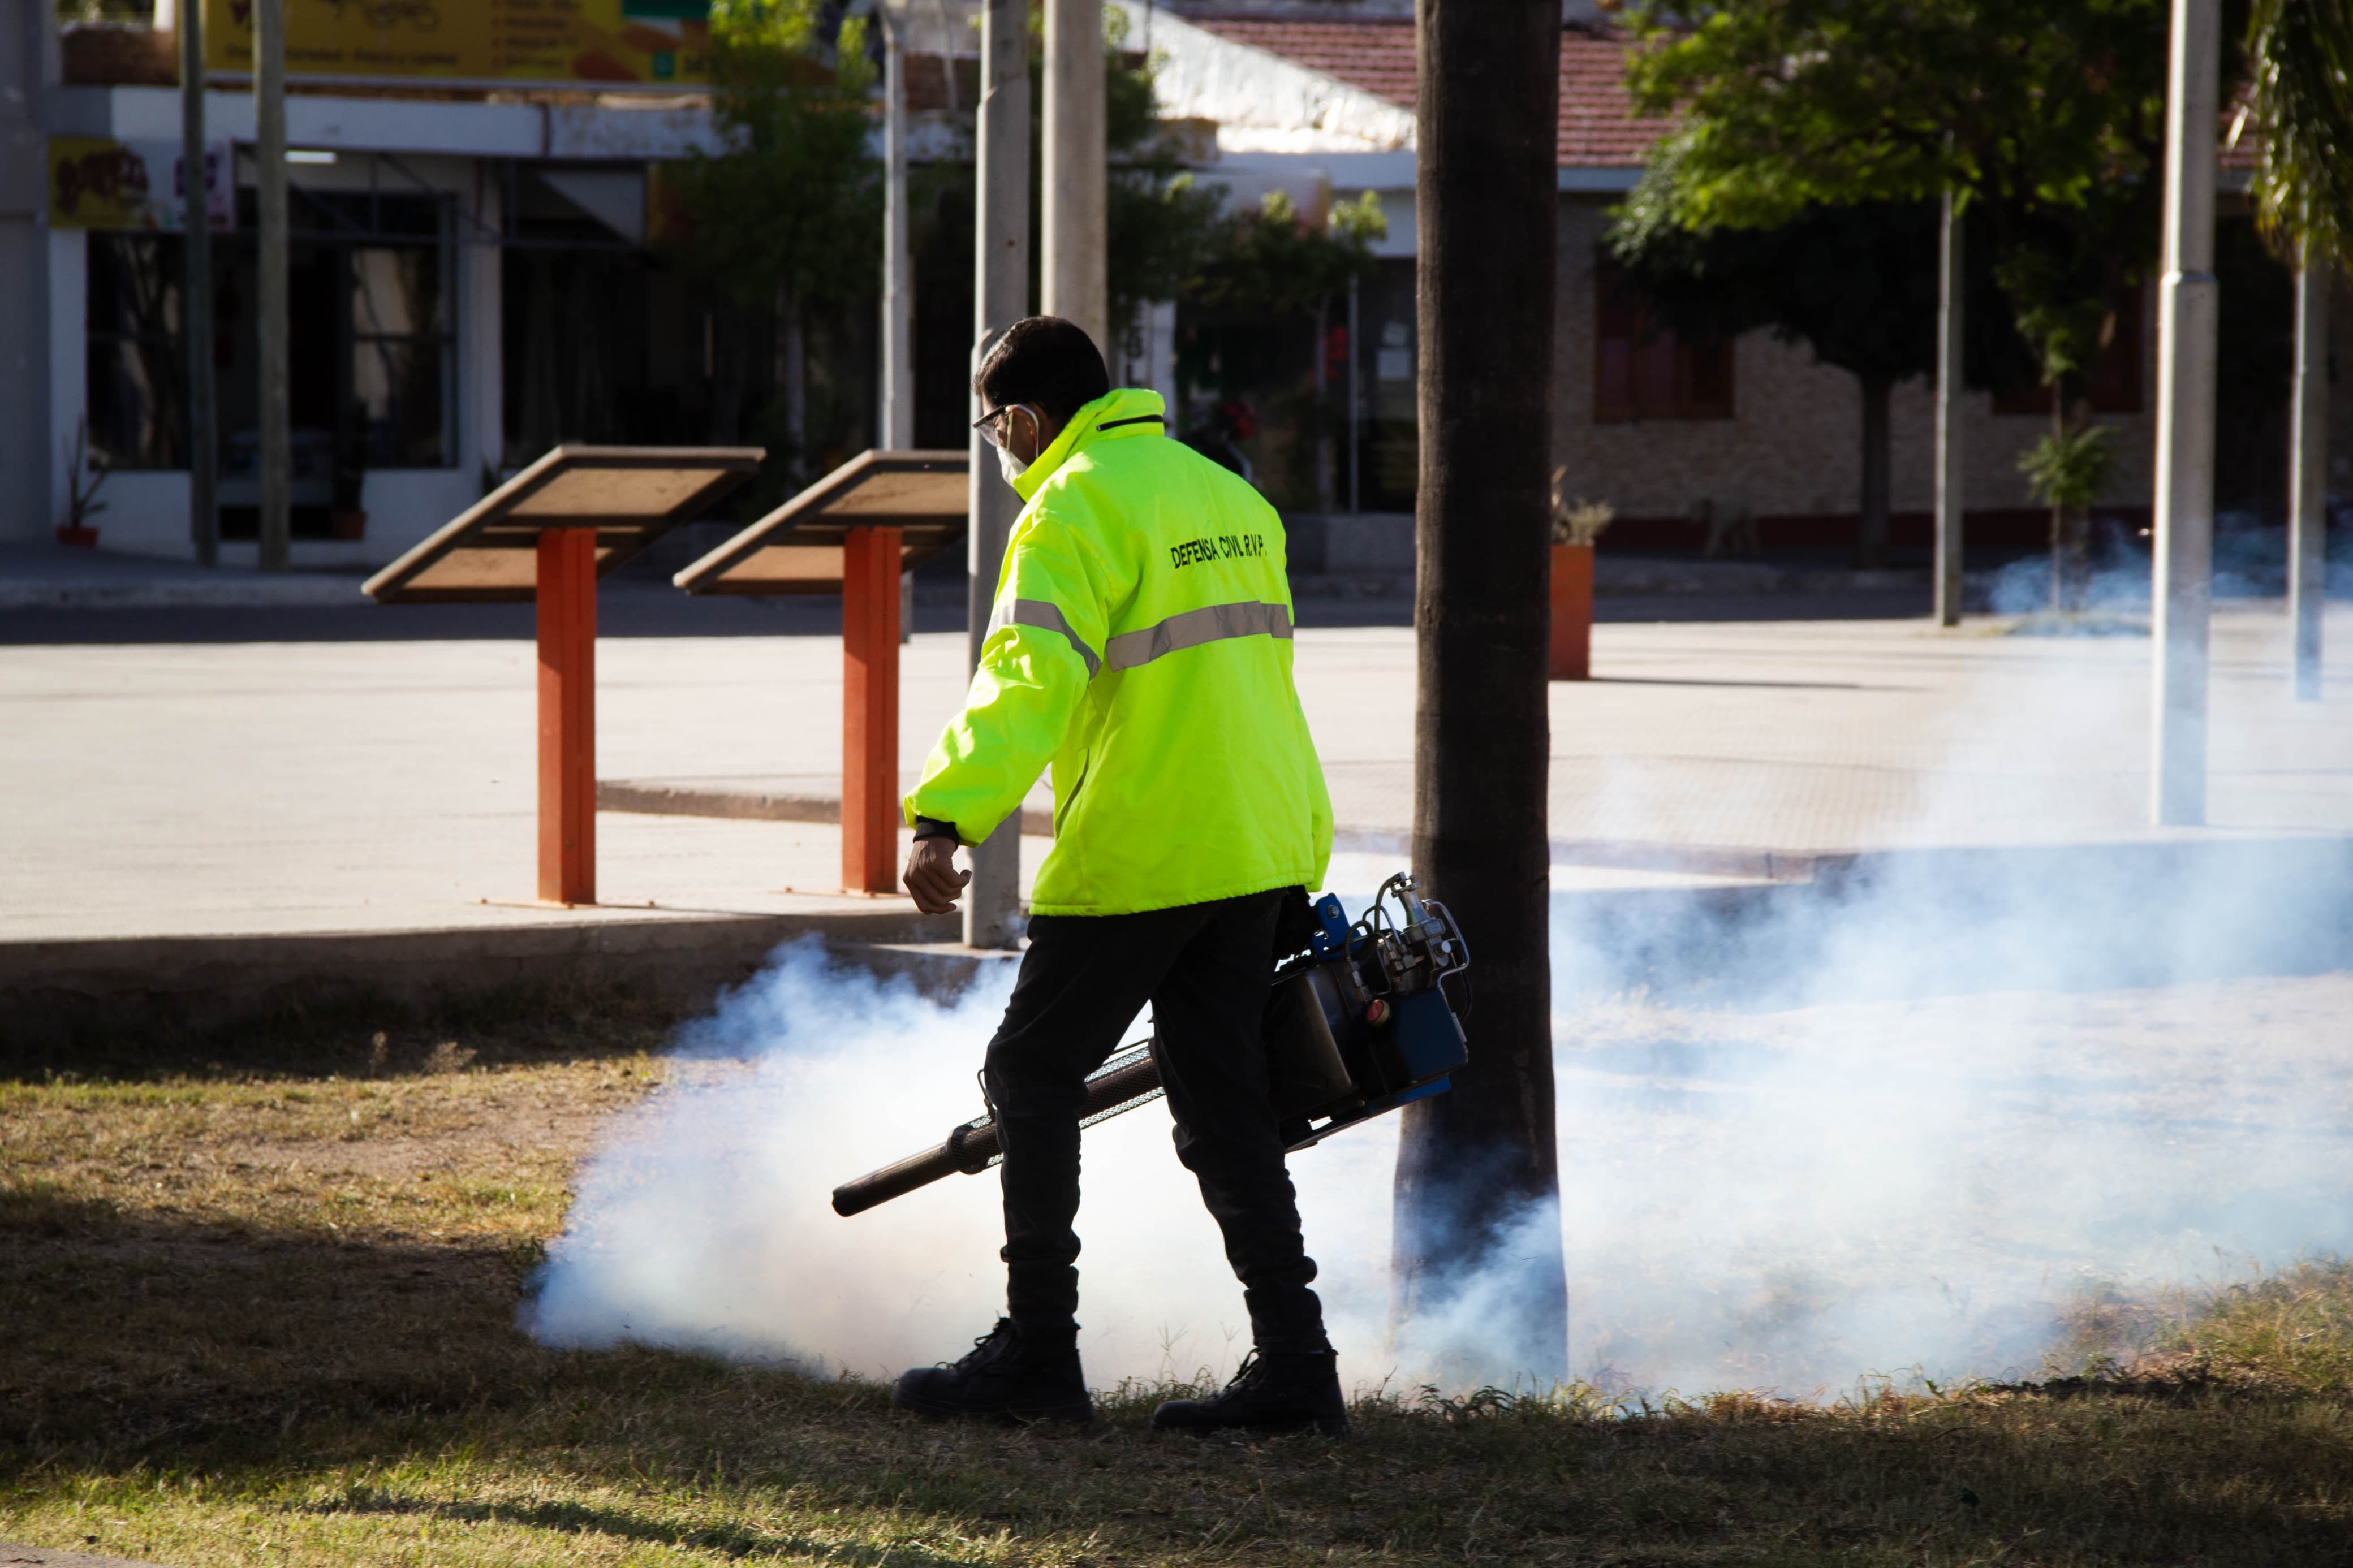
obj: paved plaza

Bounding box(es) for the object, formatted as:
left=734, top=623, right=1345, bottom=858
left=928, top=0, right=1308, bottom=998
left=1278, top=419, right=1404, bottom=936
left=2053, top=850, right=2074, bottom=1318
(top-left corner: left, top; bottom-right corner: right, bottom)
left=3, top=604, right=2348, bottom=947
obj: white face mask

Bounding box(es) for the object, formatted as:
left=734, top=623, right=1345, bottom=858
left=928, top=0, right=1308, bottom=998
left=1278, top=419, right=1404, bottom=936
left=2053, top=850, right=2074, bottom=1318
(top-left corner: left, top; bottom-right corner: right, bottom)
left=997, top=443, right=1026, bottom=486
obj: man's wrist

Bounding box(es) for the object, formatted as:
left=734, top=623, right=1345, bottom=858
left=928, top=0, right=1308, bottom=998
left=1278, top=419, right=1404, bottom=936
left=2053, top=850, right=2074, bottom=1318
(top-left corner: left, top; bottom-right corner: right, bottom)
left=912, top=815, right=962, bottom=846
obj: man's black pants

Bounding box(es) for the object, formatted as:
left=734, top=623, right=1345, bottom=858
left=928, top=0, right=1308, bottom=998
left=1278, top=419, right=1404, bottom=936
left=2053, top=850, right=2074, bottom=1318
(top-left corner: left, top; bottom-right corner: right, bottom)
left=982, top=888, right=1330, bottom=1355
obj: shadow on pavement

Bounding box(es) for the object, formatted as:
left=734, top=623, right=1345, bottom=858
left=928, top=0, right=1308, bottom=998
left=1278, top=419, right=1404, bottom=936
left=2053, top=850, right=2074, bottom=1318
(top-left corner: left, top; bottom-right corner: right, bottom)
left=1, top=588, right=1938, bottom=645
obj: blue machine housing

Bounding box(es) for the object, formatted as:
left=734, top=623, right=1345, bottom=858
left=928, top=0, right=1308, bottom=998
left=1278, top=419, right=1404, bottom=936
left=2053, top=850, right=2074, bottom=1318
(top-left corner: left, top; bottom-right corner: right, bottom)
left=1265, top=879, right=1471, bottom=1151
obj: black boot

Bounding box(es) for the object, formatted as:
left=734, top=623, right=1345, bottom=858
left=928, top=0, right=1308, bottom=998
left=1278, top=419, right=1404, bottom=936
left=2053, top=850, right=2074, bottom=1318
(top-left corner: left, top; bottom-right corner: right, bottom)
left=1151, top=1350, right=1349, bottom=1436
left=893, top=1319, right=1093, bottom=1424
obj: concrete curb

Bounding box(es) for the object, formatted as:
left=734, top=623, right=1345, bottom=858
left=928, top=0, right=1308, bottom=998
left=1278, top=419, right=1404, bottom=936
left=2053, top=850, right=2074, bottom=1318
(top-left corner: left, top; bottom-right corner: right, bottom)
left=0, top=579, right=367, bottom=610
left=0, top=906, right=960, bottom=1042
left=1, top=1544, right=175, bottom=1568
left=8, top=837, right=2346, bottom=1042
left=594, top=789, right=1819, bottom=882
left=599, top=779, right=1060, bottom=836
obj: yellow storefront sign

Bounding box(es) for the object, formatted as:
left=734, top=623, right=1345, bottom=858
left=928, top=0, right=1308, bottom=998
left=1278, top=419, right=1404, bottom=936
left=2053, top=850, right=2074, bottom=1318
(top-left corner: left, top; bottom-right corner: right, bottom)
left=204, top=1, right=713, bottom=87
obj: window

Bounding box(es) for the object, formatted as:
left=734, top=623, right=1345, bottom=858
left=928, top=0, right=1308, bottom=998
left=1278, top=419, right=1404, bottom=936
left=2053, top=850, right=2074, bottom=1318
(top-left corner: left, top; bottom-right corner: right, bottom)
left=86, top=234, right=187, bottom=469
left=86, top=191, right=456, bottom=481
left=1993, top=280, right=2145, bottom=416
left=350, top=245, right=453, bottom=467
left=210, top=191, right=457, bottom=473
left=1594, top=270, right=1734, bottom=421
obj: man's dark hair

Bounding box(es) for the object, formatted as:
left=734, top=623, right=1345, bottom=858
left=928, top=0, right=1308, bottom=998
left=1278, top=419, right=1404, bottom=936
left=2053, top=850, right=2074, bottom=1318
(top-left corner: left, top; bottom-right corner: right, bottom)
left=974, top=316, right=1111, bottom=422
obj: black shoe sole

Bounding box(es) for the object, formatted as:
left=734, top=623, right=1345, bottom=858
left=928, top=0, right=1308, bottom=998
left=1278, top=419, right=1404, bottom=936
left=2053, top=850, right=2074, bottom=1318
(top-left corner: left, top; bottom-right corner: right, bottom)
left=892, top=1388, right=1094, bottom=1424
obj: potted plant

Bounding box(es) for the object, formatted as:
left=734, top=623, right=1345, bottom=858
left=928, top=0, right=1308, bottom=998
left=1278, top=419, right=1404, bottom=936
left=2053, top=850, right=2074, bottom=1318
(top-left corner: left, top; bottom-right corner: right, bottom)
left=1548, top=469, right=1612, bottom=681
left=2019, top=422, right=2118, bottom=614
left=57, top=418, right=109, bottom=547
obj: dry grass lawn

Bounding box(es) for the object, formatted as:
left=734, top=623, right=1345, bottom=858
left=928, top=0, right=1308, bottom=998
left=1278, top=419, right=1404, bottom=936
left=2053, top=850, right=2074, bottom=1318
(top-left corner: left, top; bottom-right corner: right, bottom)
left=4, top=985, right=2352, bottom=1566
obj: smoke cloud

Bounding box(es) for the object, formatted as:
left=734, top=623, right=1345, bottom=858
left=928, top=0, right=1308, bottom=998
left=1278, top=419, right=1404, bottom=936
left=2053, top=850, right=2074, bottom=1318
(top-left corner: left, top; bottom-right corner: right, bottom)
left=527, top=630, right=2353, bottom=1398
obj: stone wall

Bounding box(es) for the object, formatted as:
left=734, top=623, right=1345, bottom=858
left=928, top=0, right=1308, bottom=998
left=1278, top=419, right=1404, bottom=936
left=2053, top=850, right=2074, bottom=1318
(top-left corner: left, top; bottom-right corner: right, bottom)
left=1545, top=196, right=2191, bottom=532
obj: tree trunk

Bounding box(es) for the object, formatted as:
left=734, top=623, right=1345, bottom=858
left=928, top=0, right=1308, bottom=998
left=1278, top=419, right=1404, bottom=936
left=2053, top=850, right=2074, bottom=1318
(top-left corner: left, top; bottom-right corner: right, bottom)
left=1393, top=0, right=1568, bottom=1389
left=2047, top=395, right=2066, bottom=612
left=1855, top=371, right=1892, bottom=569
left=708, top=298, right=744, bottom=444
left=779, top=282, right=808, bottom=482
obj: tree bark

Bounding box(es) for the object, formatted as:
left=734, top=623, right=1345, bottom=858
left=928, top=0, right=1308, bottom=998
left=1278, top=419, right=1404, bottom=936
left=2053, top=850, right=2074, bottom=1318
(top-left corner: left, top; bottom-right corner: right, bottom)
left=1393, top=0, right=1568, bottom=1388
left=778, top=282, right=808, bottom=482
left=2049, top=395, right=2066, bottom=612
left=1855, top=371, right=1893, bottom=569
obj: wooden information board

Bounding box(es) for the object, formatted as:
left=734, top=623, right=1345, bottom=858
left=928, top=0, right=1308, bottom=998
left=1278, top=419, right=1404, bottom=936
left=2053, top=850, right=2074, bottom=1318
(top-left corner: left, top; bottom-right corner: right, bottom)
left=675, top=450, right=969, bottom=894
left=364, top=445, right=764, bottom=904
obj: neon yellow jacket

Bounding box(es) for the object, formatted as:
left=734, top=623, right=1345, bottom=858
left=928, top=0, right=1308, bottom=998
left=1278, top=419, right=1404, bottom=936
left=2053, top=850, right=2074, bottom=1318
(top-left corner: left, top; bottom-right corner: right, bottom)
left=905, top=388, right=1333, bottom=917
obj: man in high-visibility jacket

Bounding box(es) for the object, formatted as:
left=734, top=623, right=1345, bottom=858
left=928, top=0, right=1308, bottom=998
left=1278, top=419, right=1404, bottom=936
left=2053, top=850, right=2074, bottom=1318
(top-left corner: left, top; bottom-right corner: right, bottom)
left=894, top=317, right=1345, bottom=1436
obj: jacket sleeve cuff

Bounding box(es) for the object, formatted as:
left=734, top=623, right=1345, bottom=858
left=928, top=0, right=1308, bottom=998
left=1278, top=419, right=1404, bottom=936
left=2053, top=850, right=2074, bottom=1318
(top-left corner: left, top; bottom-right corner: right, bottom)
left=912, top=815, right=963, bottom=845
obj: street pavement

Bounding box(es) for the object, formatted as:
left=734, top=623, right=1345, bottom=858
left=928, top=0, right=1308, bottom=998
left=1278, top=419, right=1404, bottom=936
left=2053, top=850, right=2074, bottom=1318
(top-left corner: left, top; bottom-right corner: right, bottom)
left=3, top=604, right=2347, bottom=945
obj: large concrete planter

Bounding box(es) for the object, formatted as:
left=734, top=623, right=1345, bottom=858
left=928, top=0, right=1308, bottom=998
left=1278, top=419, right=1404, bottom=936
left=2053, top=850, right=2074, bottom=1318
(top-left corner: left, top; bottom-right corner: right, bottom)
left=1549, top=541, right=1593, bottom=680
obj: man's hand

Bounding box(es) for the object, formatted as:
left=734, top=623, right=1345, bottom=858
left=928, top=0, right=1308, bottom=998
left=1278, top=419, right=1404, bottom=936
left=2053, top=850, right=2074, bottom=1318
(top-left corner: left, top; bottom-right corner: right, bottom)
left=904, top=835, right=972, bottom=914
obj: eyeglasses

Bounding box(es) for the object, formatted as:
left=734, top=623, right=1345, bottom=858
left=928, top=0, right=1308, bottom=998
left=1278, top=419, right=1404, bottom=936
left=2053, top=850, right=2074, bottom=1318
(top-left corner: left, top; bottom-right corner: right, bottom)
left=971, top=404, right=1035, bottom=449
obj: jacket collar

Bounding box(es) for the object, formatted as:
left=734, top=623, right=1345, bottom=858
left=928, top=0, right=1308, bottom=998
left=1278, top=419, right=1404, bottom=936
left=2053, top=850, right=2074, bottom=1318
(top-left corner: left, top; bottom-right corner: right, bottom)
left=1010, top=388, right=1169, bottom=502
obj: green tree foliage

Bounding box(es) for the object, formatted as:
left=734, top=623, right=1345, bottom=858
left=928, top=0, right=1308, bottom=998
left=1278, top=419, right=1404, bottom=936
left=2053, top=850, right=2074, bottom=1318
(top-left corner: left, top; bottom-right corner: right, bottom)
left=1614, top=0, right=2227, bottom=582
left=1100, top=6, right=1225, bottom=340
left=2243, top=0, right=2353, bottom=268
left=2019, top=420, right=2122, bottom=608
left=1190, top=188, right=1386, bottom=318
left=1083, top=8, right=1384, bottom=348
left=1613, top=0, right=2182, bottom=391
left=1605, top=200, right=1941, bottom=564
left=2020, top=422, right=2122, bottom=513
left=664, top=0, right=881, bottom=308
left=1617, top=0, right=2180, bottom=233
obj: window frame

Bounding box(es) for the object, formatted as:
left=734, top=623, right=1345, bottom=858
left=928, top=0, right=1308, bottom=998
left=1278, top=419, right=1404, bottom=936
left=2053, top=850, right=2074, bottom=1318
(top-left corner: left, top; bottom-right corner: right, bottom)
left=345, top=234, right=460, bottom=470
left=84, top=231, right=190, bottom=471
left=1592, top=267, right=1736, bottom=423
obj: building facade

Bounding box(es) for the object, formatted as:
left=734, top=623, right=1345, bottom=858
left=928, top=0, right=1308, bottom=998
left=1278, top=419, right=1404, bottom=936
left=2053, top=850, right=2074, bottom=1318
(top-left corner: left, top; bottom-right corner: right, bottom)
left=7, top=0, right=2346, bottom=567
left=1146, top=0, right=2353, bottom=552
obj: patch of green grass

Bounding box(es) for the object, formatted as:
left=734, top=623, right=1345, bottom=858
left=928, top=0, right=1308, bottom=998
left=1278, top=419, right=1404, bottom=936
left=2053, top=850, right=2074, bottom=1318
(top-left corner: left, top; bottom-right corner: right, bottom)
left=2156, top=1260, right=2353, bottom=1396
left=5, top=1041, right=2353, bottom=1566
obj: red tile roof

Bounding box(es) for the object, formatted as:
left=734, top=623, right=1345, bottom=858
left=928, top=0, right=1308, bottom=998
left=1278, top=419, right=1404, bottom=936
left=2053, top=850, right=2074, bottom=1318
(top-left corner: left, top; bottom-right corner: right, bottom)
left=1180, top=16, right=1665, bottom=168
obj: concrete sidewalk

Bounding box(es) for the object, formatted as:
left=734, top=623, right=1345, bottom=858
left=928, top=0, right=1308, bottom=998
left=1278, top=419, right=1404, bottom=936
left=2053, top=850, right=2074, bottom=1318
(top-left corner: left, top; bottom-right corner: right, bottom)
left=0, top=541, right=369, bottom=609
left=0, top=1544, right=173, bottom=1568
left=3, top=607, right=2347, bottom=1019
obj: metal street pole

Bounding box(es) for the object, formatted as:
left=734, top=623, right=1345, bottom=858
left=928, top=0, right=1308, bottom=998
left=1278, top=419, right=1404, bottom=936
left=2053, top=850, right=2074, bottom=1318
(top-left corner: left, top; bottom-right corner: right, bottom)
left=881, top=3, right=916, bottom=643
left=2151, top=0, right=2220, bottom=824
left=964, top=0, right=1031, bottom=949
left=255, top=0, right=291, bottom=572
left=1932, top=191, right=1964, bottom=628
left=1041, top=0, right=1107, bottom=351
left=2288, top=255, right=2329, bottom=702
left=881, top=4, right=914, bottom=451
left=180, top=0, right=217, bottom=566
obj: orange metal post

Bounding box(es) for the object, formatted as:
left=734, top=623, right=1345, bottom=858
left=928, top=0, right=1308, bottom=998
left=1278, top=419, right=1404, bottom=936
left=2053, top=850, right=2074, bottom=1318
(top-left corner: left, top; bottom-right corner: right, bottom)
left=1548, top=541, right=1594, bottom=681
left=536, top=527, right=598, bottom=905
left=842, top=525, right=903, bottom=893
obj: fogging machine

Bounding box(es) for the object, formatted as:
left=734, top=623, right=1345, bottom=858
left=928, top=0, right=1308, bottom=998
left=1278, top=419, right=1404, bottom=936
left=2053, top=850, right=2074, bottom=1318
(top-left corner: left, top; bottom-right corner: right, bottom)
left=832, top=874, right=1471, bottom=1216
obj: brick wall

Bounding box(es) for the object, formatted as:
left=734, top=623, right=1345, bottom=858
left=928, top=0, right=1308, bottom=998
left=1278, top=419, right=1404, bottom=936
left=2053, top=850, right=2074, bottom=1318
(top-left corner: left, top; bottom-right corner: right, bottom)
left=1547, top=196, right=2178, bottom=538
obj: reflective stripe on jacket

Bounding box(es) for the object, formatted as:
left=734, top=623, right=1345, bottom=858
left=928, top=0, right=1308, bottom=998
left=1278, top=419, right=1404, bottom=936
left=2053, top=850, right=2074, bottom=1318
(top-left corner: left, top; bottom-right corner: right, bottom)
left=904, top=387, right=1333, bottom=917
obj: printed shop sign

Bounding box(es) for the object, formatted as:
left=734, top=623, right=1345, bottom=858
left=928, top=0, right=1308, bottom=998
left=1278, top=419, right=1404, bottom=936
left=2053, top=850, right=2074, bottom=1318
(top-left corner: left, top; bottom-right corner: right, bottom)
left=204, top=0, right=713, bottom=87
left=48, top=139, right=235, bottom=232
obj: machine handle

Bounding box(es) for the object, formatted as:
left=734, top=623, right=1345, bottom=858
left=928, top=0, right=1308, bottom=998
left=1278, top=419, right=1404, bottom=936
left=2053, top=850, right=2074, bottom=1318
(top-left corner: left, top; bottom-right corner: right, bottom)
left=832, top=1052, right=1169, bottom=1217
left=831, top=1122, right=1000, bottom=1216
